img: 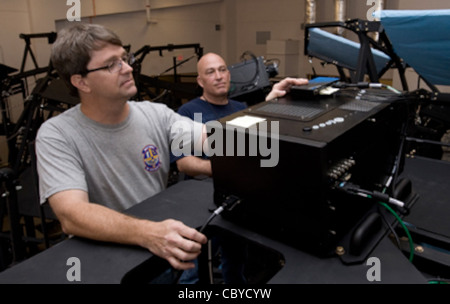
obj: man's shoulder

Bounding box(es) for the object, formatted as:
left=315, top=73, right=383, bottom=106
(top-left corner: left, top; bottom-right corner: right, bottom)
left=179, top=97, right=203, bottom=109
left=40, top=105, right=79, bottom=128
left=129, top=100, right=168, bottom=110
left=129, top=100, right=176, bottom=117
left=229, top=99, right=247, bottom=110
left=177, top=97, right=204, bottom=115
left=37, top=105, right=81, bottom=141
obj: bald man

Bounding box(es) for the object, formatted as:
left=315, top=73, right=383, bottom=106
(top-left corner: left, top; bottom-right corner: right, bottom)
left=173, top=53, right=244, bottom=176
left=174, top=52, right=308, bottom=175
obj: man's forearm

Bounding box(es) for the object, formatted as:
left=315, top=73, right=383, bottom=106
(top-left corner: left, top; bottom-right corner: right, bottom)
left=52, top=197, right=151, bottom=247
left=176, top=156, right=212, bottom=177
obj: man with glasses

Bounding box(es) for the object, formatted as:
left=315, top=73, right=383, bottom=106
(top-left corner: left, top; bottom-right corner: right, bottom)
left=36, top=23, right=209, bottom=274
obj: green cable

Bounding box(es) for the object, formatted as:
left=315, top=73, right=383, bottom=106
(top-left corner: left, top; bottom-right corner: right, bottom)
left=385, top=85, right=402, bottom=95
left=378, top=186, right=414, bottom=262
left=352, top=189, right=414, bottom=262
left=378, top=201, right=414, bottom=262
left=428, top=280, right=449, bottom=285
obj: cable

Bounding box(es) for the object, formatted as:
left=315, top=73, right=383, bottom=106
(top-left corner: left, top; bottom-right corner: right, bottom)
left=173, top=196, right=242, bottom=284
left=428, top=278, right=450, bottom=285
left=379, top=178, right=415, bottom=263
left=390, top=119, right=409, bottom=191
left=202, top=196, right=242, bottom=284
left=338, top=182, right=414, bottom=262
left=378, top=202, right=414, bottom=262
left=199, top=206, right=224, bottom=233
left=378, top=204, right=401, bottom=249
left=173, top=206, right=223, bottom=284
left=338, top=182, right=406, bottom=209
left=385, top=85, right=402, bottom=95
left=206, top=237, right=214, bottom=284
left=199, top=195, right=242, bottom=234
left=195, top=205, right=224, bottom=284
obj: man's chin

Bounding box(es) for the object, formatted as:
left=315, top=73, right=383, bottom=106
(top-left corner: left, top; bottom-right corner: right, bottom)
left=215, top=89, right=229, bottom=97
left=126, top=86, right=138, bottom=99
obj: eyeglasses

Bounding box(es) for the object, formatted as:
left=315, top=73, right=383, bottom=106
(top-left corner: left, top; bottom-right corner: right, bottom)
left=83, top=53, right=136, bottom=75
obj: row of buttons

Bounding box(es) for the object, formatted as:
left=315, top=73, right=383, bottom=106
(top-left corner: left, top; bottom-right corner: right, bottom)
left=303, top=117, right=345, bottom=132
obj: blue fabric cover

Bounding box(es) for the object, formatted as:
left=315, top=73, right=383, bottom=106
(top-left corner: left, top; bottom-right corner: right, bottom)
left=307, top=27, right=392, bottom=73
left=379, top=9, right=450, bottom=86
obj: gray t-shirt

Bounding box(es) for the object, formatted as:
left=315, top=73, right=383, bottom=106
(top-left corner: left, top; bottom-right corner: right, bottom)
left=36, top=101, right=202, bottom=211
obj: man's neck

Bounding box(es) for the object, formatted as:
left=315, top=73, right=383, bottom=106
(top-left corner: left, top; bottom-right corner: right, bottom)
left=80, top=96, right=129, bottom=125
left=201, top=93, right=229, bottom=106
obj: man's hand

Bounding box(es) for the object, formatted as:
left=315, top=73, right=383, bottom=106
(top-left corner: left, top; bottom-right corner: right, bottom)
left=265, top=77, right=309, bottom=101
left=143, top=219, right=208, bottom=270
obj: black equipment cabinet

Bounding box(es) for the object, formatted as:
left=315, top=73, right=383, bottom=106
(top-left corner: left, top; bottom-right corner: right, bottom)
left=211, top=90, right=409, bottom=258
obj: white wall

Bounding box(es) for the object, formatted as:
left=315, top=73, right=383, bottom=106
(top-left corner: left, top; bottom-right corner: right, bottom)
left=232, top=0, right=305, bottom=77
left=2, top=0, right=450, bottom=79
left=27, top=0, right=223, bottom=76
left=0, top=0, right=32, bottom=70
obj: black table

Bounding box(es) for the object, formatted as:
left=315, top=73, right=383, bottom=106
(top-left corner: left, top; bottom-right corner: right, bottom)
left=401, top=156, right=450, bottom=238
left=0, top=175, right=429, bottom=284
left=395, top=156, right=450, bottom=279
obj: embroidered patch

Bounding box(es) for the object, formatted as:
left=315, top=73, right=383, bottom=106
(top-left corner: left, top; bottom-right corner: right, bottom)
left=142, top=145, right=160, bottom=172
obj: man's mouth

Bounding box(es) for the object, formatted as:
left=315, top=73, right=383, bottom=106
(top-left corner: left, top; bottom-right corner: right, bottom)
left=121, top=78, right=135, bottom=87
left=216, top=82, right=227, bottom=88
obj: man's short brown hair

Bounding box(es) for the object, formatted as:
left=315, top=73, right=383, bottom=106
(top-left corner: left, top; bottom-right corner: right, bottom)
left=51, top=23, right=123, bottom=96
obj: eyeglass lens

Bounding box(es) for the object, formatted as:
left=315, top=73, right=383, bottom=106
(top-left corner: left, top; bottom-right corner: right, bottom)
left=109, top=54, right=135, bottom=73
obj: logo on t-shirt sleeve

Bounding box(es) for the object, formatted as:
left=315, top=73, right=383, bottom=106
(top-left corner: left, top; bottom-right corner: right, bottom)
left=142, top=145, right=161, bottom=172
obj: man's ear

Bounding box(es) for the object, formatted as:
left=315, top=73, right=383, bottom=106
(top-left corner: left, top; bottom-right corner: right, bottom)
left=70, top=74, right=91, bottom=94
left=197, top=75, right=204, bottom=89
